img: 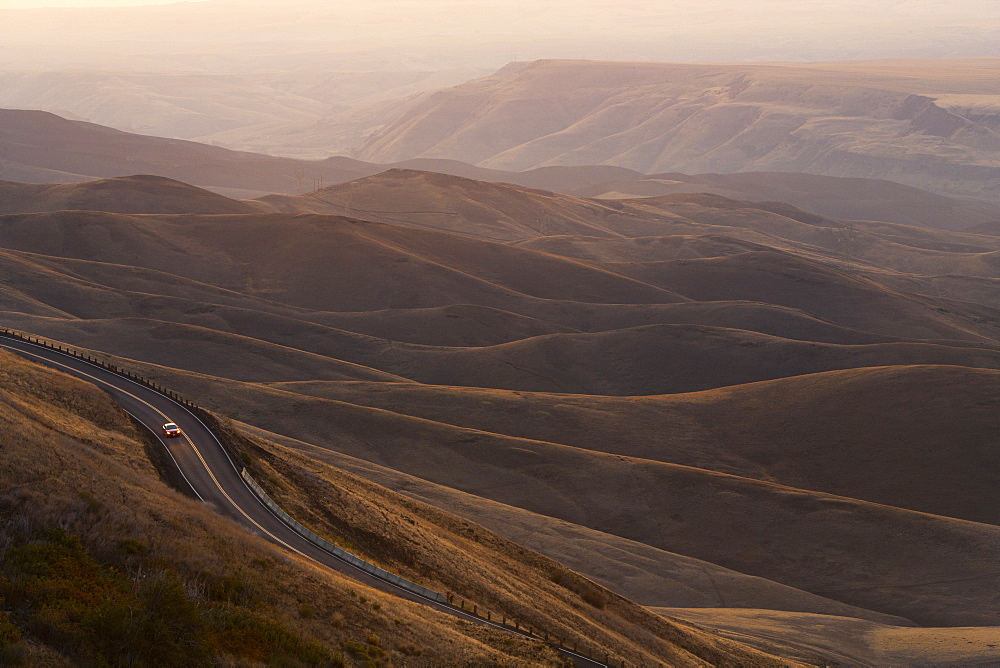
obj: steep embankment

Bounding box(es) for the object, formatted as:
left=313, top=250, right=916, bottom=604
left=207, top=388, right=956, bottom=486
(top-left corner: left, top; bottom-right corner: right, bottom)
left=0, top=350, right=563, bottom=665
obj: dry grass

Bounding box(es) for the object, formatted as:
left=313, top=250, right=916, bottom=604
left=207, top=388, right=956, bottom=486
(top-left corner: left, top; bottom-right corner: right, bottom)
left=123, top=362, right=1000, bottom=628
left=0, top=350, right=575, bottom=665
left=0, top=163, right=997, bottom=664
left=656, top=608, right=1000, bottom=667
left=203, top=412, right=798, bottom=666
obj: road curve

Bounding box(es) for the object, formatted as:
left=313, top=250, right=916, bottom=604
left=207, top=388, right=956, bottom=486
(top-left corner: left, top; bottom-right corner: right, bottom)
left=0, top=334, right=605, bottom=667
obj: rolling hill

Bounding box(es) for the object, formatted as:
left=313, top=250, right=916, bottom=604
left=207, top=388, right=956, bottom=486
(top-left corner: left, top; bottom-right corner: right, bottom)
left=0, top=168, right=997, bottom=661
left=0, top=349, right=796, bottom=666
left=255, top=169, right=1000, bottom=312
left=568, top=171, right=1000, bottom=232
left=5, top=107, right=1000, bottom=233
left=0, top=175, right=263, bottom=215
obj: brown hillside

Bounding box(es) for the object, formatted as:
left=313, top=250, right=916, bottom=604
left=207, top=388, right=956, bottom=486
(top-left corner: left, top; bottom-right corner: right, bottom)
left=257, top=168, right=639, bottom=241
left=262, top=365, right=1000, bottom=525
left=0, top=175, right=261, bottom=215
left=0, top=350, right=562, bottom=665
left=6, top=310, right=998, bottom=397
left=367, top=324, right=1000, bottom=395
left=66, top=356, right=1000, bottom=628
left=0, top=349, right=796, bottom=666
left=1, top=169, right=997, bottom=650
left=657, top=609, right=1000, bottom=666
left=572, top=171, right=1000, bottom=232
left=0, top=210, right=687, bottom=310
left=605, top=250, right=1000, bottom=342
left=0, top=109, right=359, bottom=194
left=253, top=172, right=1000, bottom=310
left=9, top=106, right=999, bottom=237
left=258, top=431, right=911, bottom=624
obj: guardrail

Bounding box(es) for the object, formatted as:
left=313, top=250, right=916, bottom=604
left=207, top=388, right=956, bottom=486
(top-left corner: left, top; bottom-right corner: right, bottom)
left=240, top=467, right=447, bottom=603
left=0, top=328, right=621, bottom=667
left=0, top=328, right=197, bottom=406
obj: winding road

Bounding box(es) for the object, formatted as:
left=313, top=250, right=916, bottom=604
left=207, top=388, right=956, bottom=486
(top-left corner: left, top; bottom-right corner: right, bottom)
left=0, top=333, right=604, bottom=667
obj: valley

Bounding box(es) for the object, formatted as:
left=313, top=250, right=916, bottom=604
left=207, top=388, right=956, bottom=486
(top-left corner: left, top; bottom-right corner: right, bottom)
left=0, top=154, right=996, bottom=663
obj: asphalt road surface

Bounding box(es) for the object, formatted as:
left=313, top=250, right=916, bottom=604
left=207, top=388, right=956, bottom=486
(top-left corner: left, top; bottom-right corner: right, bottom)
left=0, top=334, right=605, bottom=667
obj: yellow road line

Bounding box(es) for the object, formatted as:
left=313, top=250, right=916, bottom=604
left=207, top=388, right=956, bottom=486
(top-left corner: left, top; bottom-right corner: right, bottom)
left=0, top=343, right=310, bottom=560
left=0, top=342, right=605, bottom=664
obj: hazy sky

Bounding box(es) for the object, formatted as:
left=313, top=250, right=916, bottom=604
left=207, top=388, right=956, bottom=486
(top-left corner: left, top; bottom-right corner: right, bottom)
left=1, top=0, right=194, bottom=6
left=2, top=0, right=998, bottom=70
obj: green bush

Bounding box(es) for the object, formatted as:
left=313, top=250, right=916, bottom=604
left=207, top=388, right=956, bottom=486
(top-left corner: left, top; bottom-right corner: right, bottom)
left=78, top=491, right=102, bottom=513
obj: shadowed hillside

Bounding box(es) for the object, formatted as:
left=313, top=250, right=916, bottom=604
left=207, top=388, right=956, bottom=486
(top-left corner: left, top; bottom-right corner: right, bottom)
left=7, top=107, right=1000, bottom=233
left=0, top=175, right=262, bottom=215
left=0, top=109, right=363, bottom=196
left=253, top=170, right=1000, bottom=310
left=0, top=168, right=997, bottom=660
left=0, top=349, right=798, bottom=665
left=568, top=171, right=1000, bottom=232
left=656, top=609, right=1000, bottom=666
left=0, top=350, right=560, bottom=665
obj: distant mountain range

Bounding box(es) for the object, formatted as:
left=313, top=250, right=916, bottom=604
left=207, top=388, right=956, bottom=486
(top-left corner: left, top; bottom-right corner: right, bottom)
left=3, top=108, right=998, bottom=232
left=351, top=59, right=1000, bottom=203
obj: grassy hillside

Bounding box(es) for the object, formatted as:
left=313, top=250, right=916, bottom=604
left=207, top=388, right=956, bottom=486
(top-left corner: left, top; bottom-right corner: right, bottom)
left=0, top=350, right=570, bottom=665
left=656, top=608, right=1000, bottom=666
left=0, top=349, right=794, bottom=665
left=63, top=355, right=1000, bottom=629
left=0, top=168, right=997, bottom=659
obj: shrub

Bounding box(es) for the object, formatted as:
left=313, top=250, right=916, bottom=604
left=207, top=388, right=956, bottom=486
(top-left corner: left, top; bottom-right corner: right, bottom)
left=0, top=611, right=21, bottom=646
left=0, top=642, right=27, bottom=665
left=0, top=529, right=332, bottom=667
left=550, top=567, right=607, bottom=608
left=131, top=573, right=213, bottom=665
left=78, top=491, right=102, bottom=513
left=206, top=603, right=331, bottom=665
left=0, top=529, right=213, bottom=666
left=397, top=642, right=424, bottom=656
left=119, top=538, right=147, bottom=556
left=581, top=590, right=606, bottom=609
left=206, top=573, right=255, bottom=605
